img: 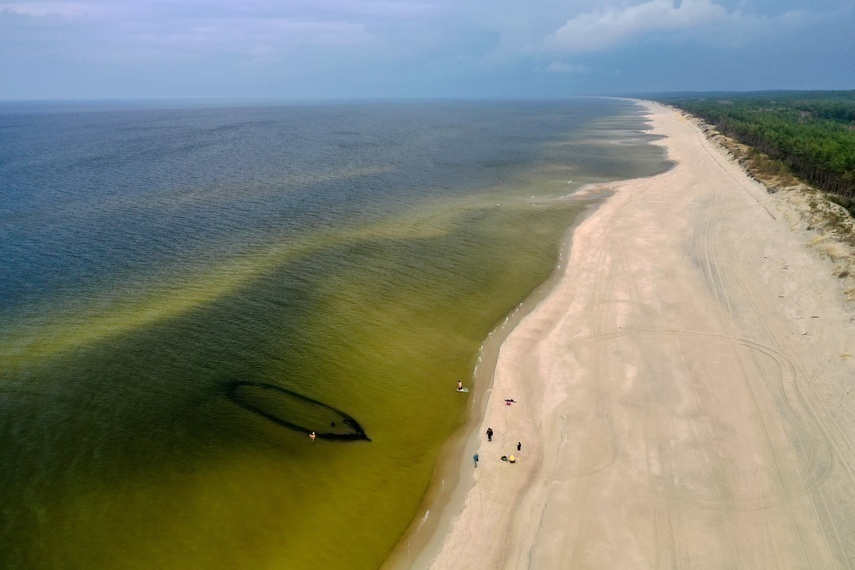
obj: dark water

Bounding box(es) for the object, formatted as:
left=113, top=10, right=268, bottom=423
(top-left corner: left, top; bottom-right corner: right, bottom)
left=0, top=99, right=668, bottom=568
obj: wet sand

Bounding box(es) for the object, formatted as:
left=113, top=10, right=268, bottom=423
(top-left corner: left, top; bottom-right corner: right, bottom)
left=396, top=101, right=855, bottom=568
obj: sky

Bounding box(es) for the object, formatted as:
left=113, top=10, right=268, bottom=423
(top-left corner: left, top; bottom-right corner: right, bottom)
left=1, top=0, right=853, bottom=100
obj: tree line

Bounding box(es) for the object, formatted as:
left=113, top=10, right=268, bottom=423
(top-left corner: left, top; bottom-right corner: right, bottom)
left=654, top=91, right=855, bottom=200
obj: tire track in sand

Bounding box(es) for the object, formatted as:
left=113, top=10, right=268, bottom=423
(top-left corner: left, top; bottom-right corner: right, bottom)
left=692, top=129, right=848, bottom=567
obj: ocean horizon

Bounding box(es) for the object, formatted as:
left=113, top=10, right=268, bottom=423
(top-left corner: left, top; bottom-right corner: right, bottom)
left=0, top=98, right=669, bottom=568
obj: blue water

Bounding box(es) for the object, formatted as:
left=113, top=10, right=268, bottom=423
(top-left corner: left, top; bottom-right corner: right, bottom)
left=0, top=99, right=668, bottom=568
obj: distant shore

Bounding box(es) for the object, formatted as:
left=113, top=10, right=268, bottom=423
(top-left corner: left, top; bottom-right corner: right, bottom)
left=389, top=100, right=855, bottom=568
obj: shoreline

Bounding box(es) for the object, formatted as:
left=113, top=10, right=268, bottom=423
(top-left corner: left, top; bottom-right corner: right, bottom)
left=383, top=186, right=614, bottom=569
left=389, top=100, right=855, bottom=568
left=384, top=102, right=671, bottom=569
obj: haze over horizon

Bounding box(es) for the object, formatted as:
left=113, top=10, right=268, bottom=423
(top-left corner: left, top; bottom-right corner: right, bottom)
left=1, top=0, right=853, bottom=101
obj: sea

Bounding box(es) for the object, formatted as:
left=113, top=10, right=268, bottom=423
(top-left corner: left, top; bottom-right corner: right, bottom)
left=0, top=98, right=668, bottom=569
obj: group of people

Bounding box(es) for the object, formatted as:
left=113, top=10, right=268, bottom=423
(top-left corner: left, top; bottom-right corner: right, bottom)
left=453, top=380, right=525, bottom=468
left=473, top=413, right=522, bottom=467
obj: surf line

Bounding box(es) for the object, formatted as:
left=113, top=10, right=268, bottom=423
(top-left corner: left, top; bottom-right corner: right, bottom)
left=226, top=380, right=371, bottom=442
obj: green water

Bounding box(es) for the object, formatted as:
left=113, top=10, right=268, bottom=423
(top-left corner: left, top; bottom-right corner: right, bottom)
left=0, top=101, right=669, bottom=569
left=1, top=201, right=582, bottom=568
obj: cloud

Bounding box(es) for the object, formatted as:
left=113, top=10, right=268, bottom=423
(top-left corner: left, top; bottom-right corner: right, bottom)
left=545, top=0, right=729, bottom=52
left=0, top=1, right=105, bottom=19
left=0, top=0, right=455, bottom=67
left=1, top=0, right=851, bottom=98
left=545, top=61, right=589, bottom=74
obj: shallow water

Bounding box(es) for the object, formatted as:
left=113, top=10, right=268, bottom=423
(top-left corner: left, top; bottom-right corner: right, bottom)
left=0, top=99, right=668, bottom=569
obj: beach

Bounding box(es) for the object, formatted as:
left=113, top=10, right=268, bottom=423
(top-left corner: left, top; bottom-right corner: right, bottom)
left=398, top=101, right=855, bottom=568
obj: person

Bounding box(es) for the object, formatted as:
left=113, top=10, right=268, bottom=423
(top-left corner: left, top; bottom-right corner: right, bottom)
left=473, top=453, right=479, bottom=468
left=486, top=427, right=493, bottom=442
left=457, top=380, right=464, bottom=391
left=309, top=431, right=316, bottom=440
left=517, top=441, right=522, bottom=451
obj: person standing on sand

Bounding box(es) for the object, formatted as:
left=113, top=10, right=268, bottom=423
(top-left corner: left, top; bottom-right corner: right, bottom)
left=486, top=427, right=493, bottom=442
left=517, top=442, right=521, bottom=451
left=473, top=453, right=479, bottom=468
left=458, top=380, right=463, bottom=391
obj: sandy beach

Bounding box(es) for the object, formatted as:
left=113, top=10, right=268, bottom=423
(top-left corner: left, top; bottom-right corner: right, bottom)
left=399, top=100, right=855, bottom=568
